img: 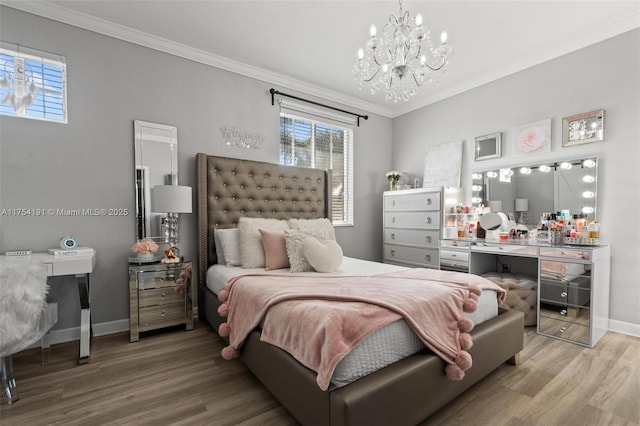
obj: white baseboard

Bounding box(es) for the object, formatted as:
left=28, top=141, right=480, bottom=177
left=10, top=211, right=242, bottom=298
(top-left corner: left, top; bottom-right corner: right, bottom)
left=608, top=319, right=640, bottom=338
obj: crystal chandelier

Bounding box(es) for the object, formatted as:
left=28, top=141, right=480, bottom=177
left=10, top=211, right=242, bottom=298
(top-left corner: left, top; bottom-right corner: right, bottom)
left=353, top=0, right=453, bottom=102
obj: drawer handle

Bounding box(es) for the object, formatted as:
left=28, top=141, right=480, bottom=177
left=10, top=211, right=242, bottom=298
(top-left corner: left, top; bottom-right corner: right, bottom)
left=426, top=236, right=432, bottom=243
left=160, top=293, right=166, bottom=299
left=160, top=310, right=166, bottom=317
left=425, top=254, right=431, bottom=262
left=391, top=233, right=396, bottom=240
left=425, top=198, right=432, bottom=205
left=390, top=249, right=395, bottom=256
left=392, top=200, right=396, bottom=206
left=425, top=217, right=432, bottom=224
left=561, top=292, right=568, bottom=298
left=560, top=309, right=567, bottom=315
left=392, top=217, right=396, bottom=224
left=560, top=326, right=567, bottom=333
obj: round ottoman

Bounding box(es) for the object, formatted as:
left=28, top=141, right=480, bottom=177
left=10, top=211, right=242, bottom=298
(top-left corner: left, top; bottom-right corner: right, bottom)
left=482, top=272, right=538, bottom=326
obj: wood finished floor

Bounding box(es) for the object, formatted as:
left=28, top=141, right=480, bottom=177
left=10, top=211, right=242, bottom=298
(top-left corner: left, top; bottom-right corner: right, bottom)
left=1, top=322, right=638, bottom=426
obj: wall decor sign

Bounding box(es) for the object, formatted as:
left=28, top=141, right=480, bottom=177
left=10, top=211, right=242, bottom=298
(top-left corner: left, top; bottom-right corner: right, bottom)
left=512, top=118, right=551, bottom=157
left=562, top=109, right=604, bottom=147
left=220, top=126, right=264, bottom=149
left=423, top=140, right=463, bottom=188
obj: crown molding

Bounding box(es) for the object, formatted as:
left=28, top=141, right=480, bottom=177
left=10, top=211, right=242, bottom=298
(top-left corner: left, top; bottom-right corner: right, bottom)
left=2, top=0, right=394, bottom=118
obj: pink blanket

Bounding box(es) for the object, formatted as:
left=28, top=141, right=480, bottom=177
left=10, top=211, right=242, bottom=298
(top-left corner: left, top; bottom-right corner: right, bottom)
left=217, top=268, right=506, bottom=390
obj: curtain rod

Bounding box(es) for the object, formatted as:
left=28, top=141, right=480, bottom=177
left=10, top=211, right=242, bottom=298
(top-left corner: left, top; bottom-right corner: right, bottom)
left=270, top=88, right=368, bottom=126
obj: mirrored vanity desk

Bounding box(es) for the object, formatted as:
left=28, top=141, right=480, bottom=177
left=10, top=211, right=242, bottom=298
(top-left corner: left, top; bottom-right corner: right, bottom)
left=441, top=237, right=610, bottom=347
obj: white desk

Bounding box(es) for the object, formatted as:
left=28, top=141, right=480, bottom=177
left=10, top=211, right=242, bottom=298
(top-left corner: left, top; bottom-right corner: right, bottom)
left=0, top=251, right=97, bottom=364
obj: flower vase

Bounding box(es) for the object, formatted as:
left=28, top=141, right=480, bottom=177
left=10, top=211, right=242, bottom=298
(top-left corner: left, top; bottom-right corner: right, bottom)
left=390, top=180, right=397, bottom=191
left=137, top=252, right=154, bottom=261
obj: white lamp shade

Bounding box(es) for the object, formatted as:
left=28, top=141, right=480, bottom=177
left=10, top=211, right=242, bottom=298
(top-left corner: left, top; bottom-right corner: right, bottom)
left=488, top=200, right=502, bottom=213
left=151, top=185, right=193, bottom=213
left=515, top=198, right=529, bottom=212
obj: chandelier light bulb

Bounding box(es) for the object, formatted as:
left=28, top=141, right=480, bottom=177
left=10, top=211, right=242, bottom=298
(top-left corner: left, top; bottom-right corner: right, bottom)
left=357, top=48, right=364, bottom=59
left=415, top=14, right=423, bottom=26
left=370, top=24, right=377, bottom=37
left=440, top=30, right=448, bottom=44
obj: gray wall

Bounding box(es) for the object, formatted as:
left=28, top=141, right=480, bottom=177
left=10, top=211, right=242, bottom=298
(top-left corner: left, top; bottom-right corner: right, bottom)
left=0, top=7, right=392, bottom=335
left=392, top=29, right=640, bottom=333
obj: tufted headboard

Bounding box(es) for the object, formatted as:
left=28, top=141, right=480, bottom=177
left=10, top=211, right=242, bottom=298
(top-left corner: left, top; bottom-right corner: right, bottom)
left=195, top=153, right=331, bottom=289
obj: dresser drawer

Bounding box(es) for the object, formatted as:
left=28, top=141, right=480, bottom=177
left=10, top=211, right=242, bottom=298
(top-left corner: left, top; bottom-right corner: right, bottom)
left=138, top=286, right=185, bottom=308
left=540, top=279, right=590, bottom=306
left=384, top=192, right=441, bottom=211
left=384, top=228, right=438, bottom=248
left=539, top=247, right=591, bottom=261
left=385, top=211, right=440, bottom=229
left=138, top=302, right=186, bottom=327
left=440, top=249, right=469, bottom=262
left=538, top=316, right=590, bottom=345
left=384, top=245, right=439, bottom=268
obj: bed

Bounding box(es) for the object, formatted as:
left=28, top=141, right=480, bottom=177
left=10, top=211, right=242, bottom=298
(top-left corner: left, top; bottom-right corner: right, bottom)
left=196, top=153, right=524, bottom=426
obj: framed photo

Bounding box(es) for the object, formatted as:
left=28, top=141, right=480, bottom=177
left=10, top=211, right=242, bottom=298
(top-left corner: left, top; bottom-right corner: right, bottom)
left=562, top=109, right=604, bottom=147
left=474, top=132, right=501, bottom=161
left=512, top=119, right=551, bottom=157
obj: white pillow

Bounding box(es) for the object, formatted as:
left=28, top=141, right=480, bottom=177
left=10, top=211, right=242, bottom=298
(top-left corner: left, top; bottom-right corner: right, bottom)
left=213, top=229, right=226, bottom=265
left=238, top=217, right=290, bottom=268
left=285, top=228, right=327, bottom=273
left=217, top=228, right=241, bottom=266
left=303, top=238, right=343, bottom=273
left=288, top=218, right=336, bottom=240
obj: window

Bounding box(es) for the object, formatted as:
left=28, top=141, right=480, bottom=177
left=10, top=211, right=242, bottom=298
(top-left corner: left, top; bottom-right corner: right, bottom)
left=0, top=43, right=67, bottom=123
left=279, top=101, right=354, bottom=226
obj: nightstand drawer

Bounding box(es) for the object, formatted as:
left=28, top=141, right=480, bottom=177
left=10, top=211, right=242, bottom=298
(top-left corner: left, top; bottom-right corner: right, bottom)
left=139, top=303, right=186, bottom=327
left=384, top=192, right=440, bottom=211
left=138, top=286, right=185, bottom=307
left=385, top=211, right=440, bottom=229
left=384, top=228, right=438, bottom=247
left=137, top=270, right=186, bottom=290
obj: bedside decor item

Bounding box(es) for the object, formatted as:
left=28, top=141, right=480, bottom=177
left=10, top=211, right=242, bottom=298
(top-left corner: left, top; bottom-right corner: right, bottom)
left=386, top=170, right=402, bottom=191
left=59, top=236, right=78, bottom=249
left=353, top=0, right=453, bottom=102
left=474, top=132, right=501, bottom=161
left=562, top=109, right=604, bottom=147
left=131, top=237, right=159, bottom=261
left=151, top=184, right=193, bottom=253
left=512, top=119, right=551, bottom=156
left=161, top=246, right=179, bottom=263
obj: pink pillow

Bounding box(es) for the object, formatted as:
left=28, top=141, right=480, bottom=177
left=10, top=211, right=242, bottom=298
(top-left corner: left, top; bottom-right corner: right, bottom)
left=259, top=229, right=290, bottom=270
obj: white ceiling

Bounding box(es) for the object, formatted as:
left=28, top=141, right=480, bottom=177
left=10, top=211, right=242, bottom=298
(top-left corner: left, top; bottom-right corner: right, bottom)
left=5, top=1, right=640, bottom=117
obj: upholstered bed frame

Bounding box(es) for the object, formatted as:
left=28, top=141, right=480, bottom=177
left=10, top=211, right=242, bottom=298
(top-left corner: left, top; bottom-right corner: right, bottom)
left=196, top=153, right=524, bottom=426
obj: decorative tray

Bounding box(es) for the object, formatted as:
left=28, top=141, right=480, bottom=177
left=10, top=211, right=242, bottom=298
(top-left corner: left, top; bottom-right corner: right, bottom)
left=563, top=237, right=600, bottom=246
left=128, top=255, right=163, bottom=264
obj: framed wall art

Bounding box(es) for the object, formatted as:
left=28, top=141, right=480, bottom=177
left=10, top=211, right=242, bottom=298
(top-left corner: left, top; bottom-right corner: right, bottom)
left=562, top=109, right=604, bottom=147
left=512, top=118, right=551, bottom=157
left=474, top=132, right=501, bottom=161
left=423, top=140, right=463, bottom=188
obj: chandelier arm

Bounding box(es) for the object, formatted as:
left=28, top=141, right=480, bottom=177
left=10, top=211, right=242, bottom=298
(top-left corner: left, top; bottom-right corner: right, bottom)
left=362, top=66, right=384, bottom=83
left=422, top=57, right=447, bottom=72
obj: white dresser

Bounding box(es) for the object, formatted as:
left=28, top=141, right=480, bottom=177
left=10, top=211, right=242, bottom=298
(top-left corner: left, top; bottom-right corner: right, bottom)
left=383, top=187, right=463, bottom=269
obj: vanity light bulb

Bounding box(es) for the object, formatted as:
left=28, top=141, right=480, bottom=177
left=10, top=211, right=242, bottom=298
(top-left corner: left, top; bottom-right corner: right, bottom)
left=582, top=191, right=595, bottom=199
left=472, top=173, right=482, bottom=180
left=582, top=206, right=594, bottom=214
left=487, top=171, right=498, bottom=178
left=471, top=197, right=482, bottom=204
left=583, top=159, right=596, bottom=168
left=539, top=165, right=551, bottom=173
left=472, top=185, right=482, bottom=192
left=583, top=175, right=595, bottom=183
left=560, top=162, right=572, bottom=170
left=519, top=167, right=531, bottom=175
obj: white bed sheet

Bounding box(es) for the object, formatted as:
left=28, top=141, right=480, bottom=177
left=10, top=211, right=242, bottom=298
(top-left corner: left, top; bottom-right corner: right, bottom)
left=207, top=256, right=499, bottom=387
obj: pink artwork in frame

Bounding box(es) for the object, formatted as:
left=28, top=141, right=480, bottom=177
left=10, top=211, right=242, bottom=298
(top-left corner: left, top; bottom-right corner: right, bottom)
left=512, top=118, right=551, bottom=156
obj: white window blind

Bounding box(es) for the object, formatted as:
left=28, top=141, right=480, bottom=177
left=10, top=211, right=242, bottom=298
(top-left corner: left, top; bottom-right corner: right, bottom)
left=279, top=99, right=354, bottom=226
left=0, top=42, right=67, bottom=123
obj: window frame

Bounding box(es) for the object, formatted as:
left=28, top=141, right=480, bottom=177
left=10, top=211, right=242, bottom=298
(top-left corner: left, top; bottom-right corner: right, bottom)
left=278, top=104, right=354, bottom=227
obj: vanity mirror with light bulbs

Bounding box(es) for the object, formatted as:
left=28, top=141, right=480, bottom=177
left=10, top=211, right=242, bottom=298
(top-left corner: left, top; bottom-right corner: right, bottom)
left=471, top=157, right=598, bottom=227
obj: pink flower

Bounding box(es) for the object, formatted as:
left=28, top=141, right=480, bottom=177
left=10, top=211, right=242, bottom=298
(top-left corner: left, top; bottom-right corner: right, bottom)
left=516, top=126, right=548, bottom=153
left=131, top=238, right=159, bottom=254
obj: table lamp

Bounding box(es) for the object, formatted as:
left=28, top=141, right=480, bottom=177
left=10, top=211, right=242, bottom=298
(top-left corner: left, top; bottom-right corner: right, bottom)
left=515, top=198, right=529, bottom=224
left=151, top=185, right=192, bottom=253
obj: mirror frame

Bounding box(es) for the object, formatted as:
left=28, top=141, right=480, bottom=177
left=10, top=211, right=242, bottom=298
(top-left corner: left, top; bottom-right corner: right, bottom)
left=134, top=120, right=178, bottom=242
left=562, top=109, right=604, bottom=147
left=474, top=132, right=502, bottom=161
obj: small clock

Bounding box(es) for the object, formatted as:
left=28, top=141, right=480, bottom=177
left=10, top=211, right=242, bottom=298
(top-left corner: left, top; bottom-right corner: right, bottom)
left=60, top=236, right=78, bottom=249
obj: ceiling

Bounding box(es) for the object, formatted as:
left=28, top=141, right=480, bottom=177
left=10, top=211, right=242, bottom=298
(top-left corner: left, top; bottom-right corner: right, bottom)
left=4, top=1, right=640, bottom=118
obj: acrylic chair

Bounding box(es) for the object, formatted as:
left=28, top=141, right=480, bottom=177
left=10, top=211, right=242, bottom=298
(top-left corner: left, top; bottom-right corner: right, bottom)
left=0, top=261, right=58, bottom=404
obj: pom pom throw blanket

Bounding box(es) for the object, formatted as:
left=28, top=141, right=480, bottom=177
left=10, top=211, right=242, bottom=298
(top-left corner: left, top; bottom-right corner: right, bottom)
left=218, top=268, right=506, bottom=390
